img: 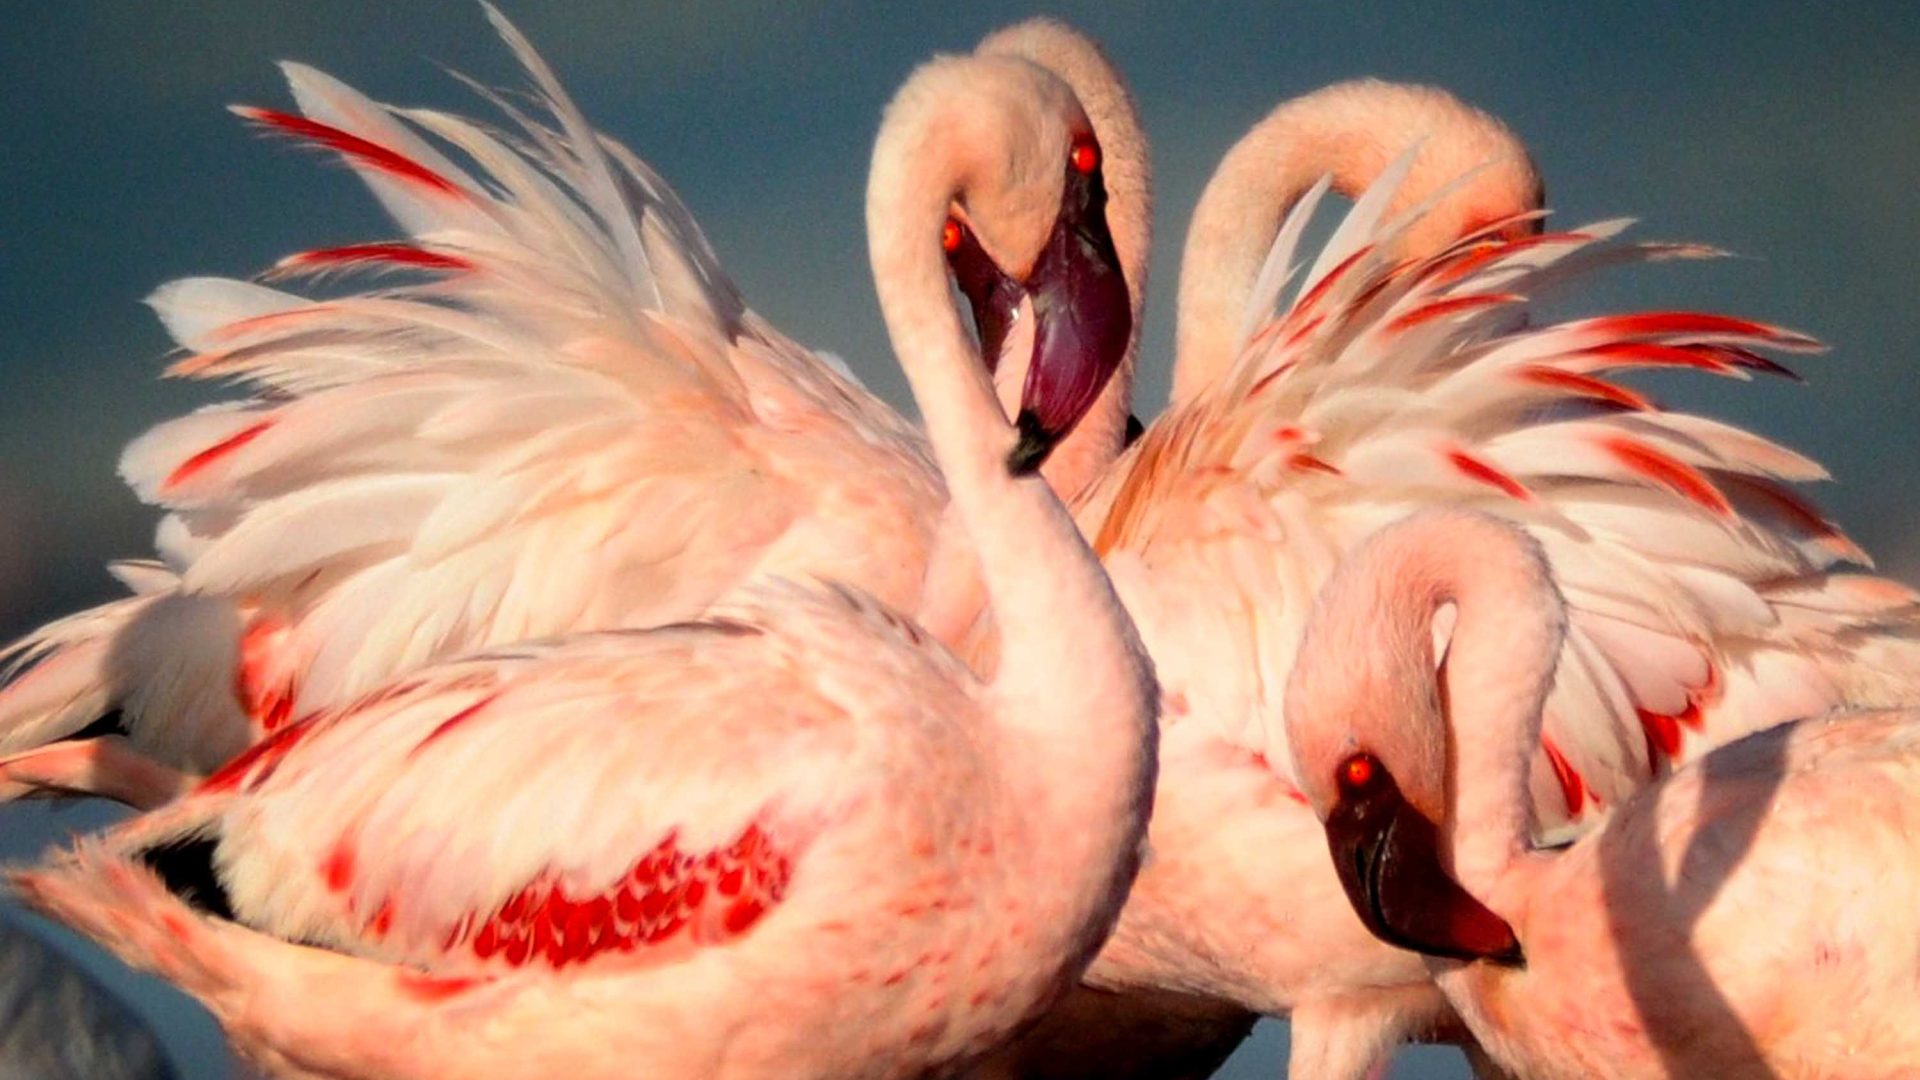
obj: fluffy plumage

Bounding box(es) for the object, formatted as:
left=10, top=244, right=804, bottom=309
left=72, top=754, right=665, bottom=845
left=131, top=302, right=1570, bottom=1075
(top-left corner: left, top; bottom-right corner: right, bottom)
left=0, top=6, right=940, bottom=776
left=11, top=22, right=1161, bottom=1080
left=1041, top=154, right=1920, bottom=1079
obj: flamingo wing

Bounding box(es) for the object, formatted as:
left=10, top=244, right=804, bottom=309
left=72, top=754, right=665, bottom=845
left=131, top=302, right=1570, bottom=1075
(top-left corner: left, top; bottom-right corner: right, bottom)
left=1083, top=161, right=1920, bottom=832
left=0, top=18, right=942, bottom=774
left=115, top=588, right=973, bottom=977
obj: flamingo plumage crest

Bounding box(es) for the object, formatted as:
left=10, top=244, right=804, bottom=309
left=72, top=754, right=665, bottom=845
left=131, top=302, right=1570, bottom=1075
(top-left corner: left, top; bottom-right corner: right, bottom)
left=0, top=6, right=943, bottom=773
left=1078, top=155, right=1920, bottom=836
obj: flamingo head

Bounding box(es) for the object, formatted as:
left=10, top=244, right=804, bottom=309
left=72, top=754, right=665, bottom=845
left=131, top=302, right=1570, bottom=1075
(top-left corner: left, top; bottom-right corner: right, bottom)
left=1284, top=516, right=1526, bottom=967
left=870, top=55, right=1134, bottom=474
left=938, top=116, right=1131, bottom=474
left=1319, top=749, right=1523, bottom=967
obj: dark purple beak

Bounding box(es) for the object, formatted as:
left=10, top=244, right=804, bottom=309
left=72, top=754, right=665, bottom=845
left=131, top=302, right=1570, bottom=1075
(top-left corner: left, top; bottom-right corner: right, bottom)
left=1007, top=184, right=1132, bottom=475
left=1325, top=758, right=1524, bottom=966
left=946, top=228, right=1024, bottom=376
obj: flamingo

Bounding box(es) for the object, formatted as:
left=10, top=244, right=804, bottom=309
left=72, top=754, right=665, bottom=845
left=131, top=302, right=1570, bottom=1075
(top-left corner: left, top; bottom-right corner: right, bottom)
left=968, top=82, right=1541, bottom=1080
left=1171, top=79, right=1545, bottom=405
left=11, top=38, right=1159, bottom=1080
left=976, top=17, right=1153, bottom=496
left=1286, top=507, right=1920, bottom=1079
left=10, top=18, right=1916, bottom=1078
left=0, top=917, right=179, bottom=1080
left=967, top=90, right=1920, bottom=1079
left=0, top=15, right=1144, bottom=801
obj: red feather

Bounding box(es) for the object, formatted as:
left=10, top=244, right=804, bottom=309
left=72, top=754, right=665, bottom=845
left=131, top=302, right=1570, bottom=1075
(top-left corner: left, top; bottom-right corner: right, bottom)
left=162, top=420, right=273, bottom=492
left=1387, top=292, right=1521, bottom=333
left=1515, top=367, right=1653, bottom=411
left=1600, top=436, right=1734, bottom=518
left=232, top=106, right=468, bottom=199
left=1584, top=311, right=1819, bottom=350
left=274, top=243, right=473, bottom=277
left=451, top=824, right=796, bottom=970
left=1446, top=448, right=1532, bottom=501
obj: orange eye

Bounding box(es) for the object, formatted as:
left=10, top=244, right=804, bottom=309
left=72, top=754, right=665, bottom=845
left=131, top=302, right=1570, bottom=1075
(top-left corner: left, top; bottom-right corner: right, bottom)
left=1070, top=137, right=1099, bottom=175
left=942, top=217, right=964, bottom=253
left=1339, top=752, right=1378, bottom=792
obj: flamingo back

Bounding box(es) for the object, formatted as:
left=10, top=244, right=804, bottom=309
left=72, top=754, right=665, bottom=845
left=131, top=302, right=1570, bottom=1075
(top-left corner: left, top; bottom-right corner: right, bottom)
left=1078, top=158, right=1920, bottom=836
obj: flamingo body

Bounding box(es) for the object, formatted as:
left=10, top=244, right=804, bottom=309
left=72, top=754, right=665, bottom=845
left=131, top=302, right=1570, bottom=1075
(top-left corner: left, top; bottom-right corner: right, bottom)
left=19, top=596, right=1120, bottom=1080
left=1021, top=114, right=1920, bottom=1078
left=12, top=19, right=1160, bottom=1080
left=0, top=18, right=1162, bottom=796
left=1287, top=511, right=1920, bottom=1079
left=1457, top=713, right=1920, bottom=1078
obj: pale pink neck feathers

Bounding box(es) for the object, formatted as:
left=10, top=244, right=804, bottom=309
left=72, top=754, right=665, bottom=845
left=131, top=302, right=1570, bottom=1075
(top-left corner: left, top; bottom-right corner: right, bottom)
left=867, top=54, right=1156, bottom=862
left=1173, top=79, right=1544, bottom=405
left=1285, top=510, right=1564, bottom=910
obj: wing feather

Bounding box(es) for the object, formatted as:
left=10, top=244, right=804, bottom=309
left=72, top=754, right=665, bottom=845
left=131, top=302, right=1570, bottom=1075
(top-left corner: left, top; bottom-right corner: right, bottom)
left=1079, top=167, right=1920, bottom=837
left=0, top=12, right=945, bottom=770
left=162, top=590, right=971, bottom=972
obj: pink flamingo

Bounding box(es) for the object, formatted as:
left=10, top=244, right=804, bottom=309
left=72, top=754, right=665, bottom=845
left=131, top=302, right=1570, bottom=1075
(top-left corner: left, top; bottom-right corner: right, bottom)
left=0, top=918, right=177, bottom=1080
left=9, top=18, right=1917, bottom=1079
left=12, top=41, right=1159, bottom=1080
left=0, top=16, right=1146, bottom=798
left=1286, top=507, right=1920, bottom=1079
left=974, top=91, right=1920, bottom=1079
left=968, top=80, right=1552, bottom=1080
left=975, top=18, right=1154, bottom=498
left=1171, top=79, right=1545, bottom=405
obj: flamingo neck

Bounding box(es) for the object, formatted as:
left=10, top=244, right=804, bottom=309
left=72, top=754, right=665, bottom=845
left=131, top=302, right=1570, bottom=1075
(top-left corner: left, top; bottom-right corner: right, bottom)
left=866, top=84, right=1157, bottom=897
left=978, top=21, right=1151, bottom=504
left=1171, top=81, right=1539, bottom=407
left=1173, top=106, right=1369, bottom=405
left=1414, top=520, right=1564, bottom=914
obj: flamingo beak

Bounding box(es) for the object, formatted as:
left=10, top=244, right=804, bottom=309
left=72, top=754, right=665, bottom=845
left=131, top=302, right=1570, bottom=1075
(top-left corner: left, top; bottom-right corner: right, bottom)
left=948, top=231, right=1025, bottom=376
left=1006, top=187, right=1132, bottom=475
left=1324, top=765, right=1524, bottom=967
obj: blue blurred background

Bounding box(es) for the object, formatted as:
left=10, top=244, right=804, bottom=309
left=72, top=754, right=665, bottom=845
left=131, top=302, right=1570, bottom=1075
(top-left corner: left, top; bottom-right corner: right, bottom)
left=1, top=2, right=1916, bottom=1076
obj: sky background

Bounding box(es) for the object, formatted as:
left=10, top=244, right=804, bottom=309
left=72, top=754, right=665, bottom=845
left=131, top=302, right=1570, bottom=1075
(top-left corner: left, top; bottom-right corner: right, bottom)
left=1, top=2, right=1917, bottom=1077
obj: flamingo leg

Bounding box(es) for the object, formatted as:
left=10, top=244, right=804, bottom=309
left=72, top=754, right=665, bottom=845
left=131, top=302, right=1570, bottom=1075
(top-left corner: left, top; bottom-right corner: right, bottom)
left=0, top=738, right=196, bottom=809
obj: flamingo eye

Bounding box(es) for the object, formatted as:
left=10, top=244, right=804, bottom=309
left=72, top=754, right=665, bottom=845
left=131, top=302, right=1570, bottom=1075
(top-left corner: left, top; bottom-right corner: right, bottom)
left=1338, top=752, right=1380, bottom=794
left=1069, top=137, right=1099, bottom=175
left=942, top=217, right=965, bottom=253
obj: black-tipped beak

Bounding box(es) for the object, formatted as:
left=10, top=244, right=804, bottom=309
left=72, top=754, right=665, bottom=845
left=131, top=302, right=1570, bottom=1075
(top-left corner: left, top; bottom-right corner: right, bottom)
left=1009, top=191, right=1132, bottom=475
left=1325, top=767, right=1524, bottom=967
left=1006, top=412, right=1055, bottom=476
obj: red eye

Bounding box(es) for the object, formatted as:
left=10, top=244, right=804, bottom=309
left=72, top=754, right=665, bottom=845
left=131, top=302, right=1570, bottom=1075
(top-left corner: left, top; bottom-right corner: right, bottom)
left=1070, top=137, right=1099, bottom=175
left=1339, top=752, right=1378, bottom=793
left=942, top=217, right=964, bottom=253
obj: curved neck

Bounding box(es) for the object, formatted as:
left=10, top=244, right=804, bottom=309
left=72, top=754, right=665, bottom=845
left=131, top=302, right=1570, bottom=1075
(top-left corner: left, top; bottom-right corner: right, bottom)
left=1291, top=512, right=1563, bottom=919
left=1389, top=518, right=1563, bottom=910
left=978, top=21, right=1151, bottom=503
left=1172, top=82, right=1539, bottom=407
left=1173, top=107, right=1377, bottom=405
left=866, top=103, right=1156, bottom=855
